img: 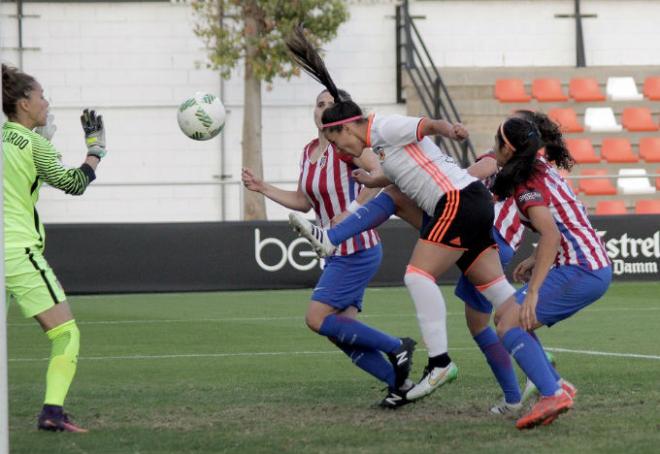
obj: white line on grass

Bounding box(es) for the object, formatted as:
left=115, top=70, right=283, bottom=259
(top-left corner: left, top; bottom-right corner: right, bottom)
left=7, top=306, right=660, bottom=327
left=9, top=346, right=659, bottom=363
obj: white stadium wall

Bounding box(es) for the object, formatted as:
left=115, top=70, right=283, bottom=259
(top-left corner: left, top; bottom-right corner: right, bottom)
left=1, top=0, right=660, bottom=223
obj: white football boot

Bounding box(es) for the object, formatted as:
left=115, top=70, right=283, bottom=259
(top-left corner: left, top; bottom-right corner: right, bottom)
left=288, top=212, right=336, bottom=257
left=406, top=362, right=458, bottom=401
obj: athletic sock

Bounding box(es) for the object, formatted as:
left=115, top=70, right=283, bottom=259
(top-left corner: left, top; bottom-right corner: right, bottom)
left=404, top=267, right=448, bottom=357
left=474, top=327, right=521, bottom=403
left=502, top=327, right=559, bottom=397
left=319, top=314, right=401, bottom=354
left=327, top=192, right=396, bottom=245
left=427, top=353, right=451, bottom=369
left=335, top=342, right=396, bottom=388
left=529, top=331, right=561, bottom=382
left=44, top=320, right=80, bottom=407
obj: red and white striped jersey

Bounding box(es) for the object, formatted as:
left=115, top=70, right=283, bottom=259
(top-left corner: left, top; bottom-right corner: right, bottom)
left=514, top=159, right=610, bottom=270
left=299, top=139, right=380, bottom=256
left=476, top=152, right=524, bottom=251
left=494, top=198, right=524, bottom=251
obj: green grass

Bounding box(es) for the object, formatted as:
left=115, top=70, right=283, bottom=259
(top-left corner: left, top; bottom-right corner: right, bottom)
left=7, top=282, right=660, bottom=453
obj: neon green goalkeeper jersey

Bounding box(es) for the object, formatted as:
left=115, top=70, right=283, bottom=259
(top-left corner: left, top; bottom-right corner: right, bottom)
left=3, top=121, right=95, bottom=251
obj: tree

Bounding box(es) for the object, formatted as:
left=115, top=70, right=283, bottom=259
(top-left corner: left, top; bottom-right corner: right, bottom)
left=192, top=0, right=349, bottom=220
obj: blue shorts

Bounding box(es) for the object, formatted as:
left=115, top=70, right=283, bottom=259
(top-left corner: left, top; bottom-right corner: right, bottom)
left=515, top=265, right=612, bottom=327
left=311, top=244, right=383, bottom=312
left=454, top=229, right=514, bottom=314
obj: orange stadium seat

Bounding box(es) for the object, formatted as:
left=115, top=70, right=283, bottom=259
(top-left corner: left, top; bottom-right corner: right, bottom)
left=639, top=138, right=660, bottom=162
left=622, top=107, right=659, bottom=132
left=595, top=200, right=627, bottom=215
left=532, top=79, right=568, bottom=102
left=601, top=138, right=639, bottom=163
left=635, top=199, right=660, bottom=214
left=578, top=169, right=617, bottom=195
left=548, top=108, right=584, bottom=133
left=643, top=76, right=660, bottom=100
left=569, top=78, right=606, bottom=102
left=565, top=138, right=600, bottom=163
left=494, top=79, right=531, bottom=103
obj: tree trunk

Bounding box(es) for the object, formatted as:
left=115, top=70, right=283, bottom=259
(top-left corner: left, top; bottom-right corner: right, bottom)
left=242, top=2, right=266, bottom=220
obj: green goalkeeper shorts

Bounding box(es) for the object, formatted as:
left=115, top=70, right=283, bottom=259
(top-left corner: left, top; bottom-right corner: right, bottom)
left=5, top=247, right=67, bottom=318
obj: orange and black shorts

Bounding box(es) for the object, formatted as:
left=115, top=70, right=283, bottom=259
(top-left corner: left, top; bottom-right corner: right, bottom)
left=420, top=181, right=496, bottom=272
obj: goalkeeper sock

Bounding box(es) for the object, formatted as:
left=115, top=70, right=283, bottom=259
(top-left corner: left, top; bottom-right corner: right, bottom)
left=327, top=192, right=396, bottom=245
left=44, top=320, right=80, bottom=407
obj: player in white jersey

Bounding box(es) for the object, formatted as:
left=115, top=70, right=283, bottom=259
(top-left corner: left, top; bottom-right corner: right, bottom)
left=285, top=26, right=519, bottom=407
left=242, top=89, right=417, bottom=406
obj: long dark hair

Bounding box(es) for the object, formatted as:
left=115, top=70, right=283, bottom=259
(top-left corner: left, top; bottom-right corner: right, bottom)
left=515, top=110, right=574, bottom=170
left=491, top=117, right=544, bottom=199
left=286, top=25, right=364, bottom=132
left=2, top=64, right=37, bottom=118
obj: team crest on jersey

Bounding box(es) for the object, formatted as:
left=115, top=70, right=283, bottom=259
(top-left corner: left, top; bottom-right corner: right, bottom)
left=374, top=146, right=385, bottom=162
left=318, top=155, right=327, bottom=168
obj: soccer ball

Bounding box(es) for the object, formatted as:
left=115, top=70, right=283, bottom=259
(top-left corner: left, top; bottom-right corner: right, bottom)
left=177, top=92, right=226, bottom=141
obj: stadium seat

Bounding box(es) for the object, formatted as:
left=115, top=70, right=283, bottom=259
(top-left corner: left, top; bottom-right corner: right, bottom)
left=639, top=138, right=660, bottom=162
left=578, top=169, right=617, bottom=195
left=548, top=108, right=584, bottom=133
left=617, top=169, right=656, bottom=195
left=595, top=200, right=628, bottom=215
left=569, top=77, right=606, bottom=102
left=643, top=76, right=660, bottom=100
left=565, top=138, right=600, bottom=163
left=621, top=107, right=659, bottom=132
left=606, top=77, right=643, bottom=101
left=635, top=199, right=660, bottom=214
left=495, top=79, right=531, bottom=103
left=601, top=138, right=639, bottom=163
left=584, top=107, right=622, bottom=132
left=532, top=79, right=568, bottom=102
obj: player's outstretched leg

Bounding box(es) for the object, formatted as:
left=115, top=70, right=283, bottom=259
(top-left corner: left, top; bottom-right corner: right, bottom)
left=289, top=212, right=336, bottom=257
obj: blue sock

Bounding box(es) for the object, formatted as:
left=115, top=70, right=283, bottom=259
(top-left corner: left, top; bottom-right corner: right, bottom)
left=328, top=192, right=396, bottom=245
left=474, top=327, right=521, bottom=404
left=502, top=327, right=560, bottom=397
left=335, top=342, right=396, bottom=388
left=319, top=314, right=400, bottom=354
left=529, top=331, right=561, bottom=382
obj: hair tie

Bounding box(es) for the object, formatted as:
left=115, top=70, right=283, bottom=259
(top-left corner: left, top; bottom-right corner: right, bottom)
left=499, top=122, right=516, bottom=151
left=322, top=115, right=362, bottom=129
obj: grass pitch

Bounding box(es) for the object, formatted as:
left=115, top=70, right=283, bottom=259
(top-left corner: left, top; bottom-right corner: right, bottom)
left=7, top=282, right=660, bottom=453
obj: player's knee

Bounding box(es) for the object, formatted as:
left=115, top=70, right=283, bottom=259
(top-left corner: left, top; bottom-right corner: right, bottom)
left=476, top=276, right=516, bottom=310
left=304, top=311, right=323, bottom=333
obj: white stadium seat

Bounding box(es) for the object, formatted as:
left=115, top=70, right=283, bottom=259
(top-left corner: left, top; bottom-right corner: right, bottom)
left=606, top=77, right=643, bottom=101
left=584, top=107, right=623, bottom=132
left=617, top=168, right=656, bottom=195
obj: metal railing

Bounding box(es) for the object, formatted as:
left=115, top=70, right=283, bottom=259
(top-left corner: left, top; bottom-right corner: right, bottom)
left=396, top=0, right=475, bottom=166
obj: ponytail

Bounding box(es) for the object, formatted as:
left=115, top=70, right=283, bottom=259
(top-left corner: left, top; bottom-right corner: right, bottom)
left=514, top=110, right=574, bottom=171
left=286, top=25, right=364, bottom=132
left=491, top=117, right=543, bottom=199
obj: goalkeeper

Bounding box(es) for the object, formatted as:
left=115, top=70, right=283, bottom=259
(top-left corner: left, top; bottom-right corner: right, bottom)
left=2, top=64, right=107, bottom=432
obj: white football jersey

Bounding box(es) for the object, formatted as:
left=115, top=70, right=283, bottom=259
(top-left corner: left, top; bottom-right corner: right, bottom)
left=367, top=113, right=476, bottom=216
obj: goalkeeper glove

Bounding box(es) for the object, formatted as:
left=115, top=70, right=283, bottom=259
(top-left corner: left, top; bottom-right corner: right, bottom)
left=80, top=108, right=106, bottom=159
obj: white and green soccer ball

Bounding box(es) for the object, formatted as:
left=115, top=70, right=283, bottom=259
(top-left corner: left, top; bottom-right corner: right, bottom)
left=177, top=92, right=226, bottom=141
